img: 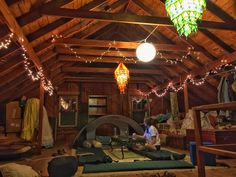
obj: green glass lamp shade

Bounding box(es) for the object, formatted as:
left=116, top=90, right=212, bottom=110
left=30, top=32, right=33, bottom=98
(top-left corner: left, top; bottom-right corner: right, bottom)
left=165, top=0, right=206, bottom=37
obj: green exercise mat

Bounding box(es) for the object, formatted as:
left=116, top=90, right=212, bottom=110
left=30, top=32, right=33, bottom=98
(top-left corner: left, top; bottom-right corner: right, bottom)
left=83, top=160, right=194, bottom=173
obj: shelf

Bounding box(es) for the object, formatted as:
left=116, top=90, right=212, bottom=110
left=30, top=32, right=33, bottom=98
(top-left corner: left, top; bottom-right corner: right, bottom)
left=88, top=95, right=108, bottom=117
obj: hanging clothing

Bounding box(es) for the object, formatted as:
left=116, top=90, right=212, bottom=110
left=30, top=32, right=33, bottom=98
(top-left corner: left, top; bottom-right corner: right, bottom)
left=42, top=107, right=54, bottom=148
left=21, top=98, right=39, bottom=141
left=21, top=98, right=53, bottom=147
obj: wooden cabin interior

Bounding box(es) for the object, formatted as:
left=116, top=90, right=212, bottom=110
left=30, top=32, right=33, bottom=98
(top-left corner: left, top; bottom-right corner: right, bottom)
left=0, top=0, right=235, bottom=177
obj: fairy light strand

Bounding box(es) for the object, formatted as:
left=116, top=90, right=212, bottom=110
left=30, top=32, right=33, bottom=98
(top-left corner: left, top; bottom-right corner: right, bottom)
left=138, top=64, right=236, bottom=98
left=22, top=45, right=54, bottom=95
left=51, top=35, right=194, bottom=64
left=0, top=33, right=14, bottom=50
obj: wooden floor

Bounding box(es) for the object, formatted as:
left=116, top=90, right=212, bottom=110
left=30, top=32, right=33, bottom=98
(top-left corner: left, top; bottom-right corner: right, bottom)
left=77, top=168, right=236, bottom=177
left=1, top=141, right=236, bottom=177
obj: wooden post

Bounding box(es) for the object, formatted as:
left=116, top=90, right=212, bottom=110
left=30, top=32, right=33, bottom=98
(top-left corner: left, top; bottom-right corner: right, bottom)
left=193, top=108, right=205, bottom=177
left=183, top=82, right=189, bottom=113
left=38, top=81, right=45, bottom=154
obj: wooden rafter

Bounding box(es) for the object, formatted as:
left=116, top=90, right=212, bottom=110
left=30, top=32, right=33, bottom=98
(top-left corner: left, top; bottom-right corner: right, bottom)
left=16, top=0, right=74, bottom=27
left=53, top=38, right=191, bottom=52
left=160, top=51, right=236, bottom=89
left=31, top=0, right=126, bottom=56
left=63, top=76, right=156, bottom=88
left=0, top=1, right=42, bottom=69
left=55, top=47, right=180, bottom=59
left=26, top=0, right=109, bottom=42
left=62, top=66, right=163, bottom=75
left=200, top=29, right=234, bottom=53
left=58, top=55, right=174, bottom=66
left=42, top=8, right=236, bottom=30
left=206, top=0, right=235, bottom=23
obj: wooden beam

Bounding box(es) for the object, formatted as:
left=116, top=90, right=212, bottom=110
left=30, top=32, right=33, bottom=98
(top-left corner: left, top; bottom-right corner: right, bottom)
left=159, top=50, right=236, bottom=90
left=194, top=101, right=236, bottom=111
left=16, top=0, right=73, bottom=27
left=206, top=0, right=236, bottom=23
left=58, top=55, right=174, bottom=66
left=200, top=29, right=234, bottom=53
left=37, top=81, right=44, bottom=153
left=183, top=82, right=189, bottom=112
left=0, top=1, right=42, bottom=70
left=26, top=0, right=111, bottom=42
left=6, top=0, right=19, bottom=6
left=64, top=76, right=156, bottom=88
left=55, top=47, right=180, bottom=59
left=199, top=146, right=236, bottom=158
left=0, top=56, right=23, bottom=77
left=62, top=66, right=163, bottom=75
left=0, top=24, right=10, bottom=39
left=30, top=0, right=125, bottom=56
left=53, top=38, right=191, bottom=52
left=42, top=8, right=236, bottom=31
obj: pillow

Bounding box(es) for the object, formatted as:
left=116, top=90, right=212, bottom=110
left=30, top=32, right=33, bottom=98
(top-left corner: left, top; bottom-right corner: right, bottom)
left=83, top=140, right=92, bottom=148
left=91, top=140, right=102, bottom=148
left=0, top=163, right=39, bottom=177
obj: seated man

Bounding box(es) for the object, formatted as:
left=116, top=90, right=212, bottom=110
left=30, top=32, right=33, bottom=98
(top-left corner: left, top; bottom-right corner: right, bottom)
left=132, top=118, right=185, bottom=160
left=132, top=118, right=161, bottom=151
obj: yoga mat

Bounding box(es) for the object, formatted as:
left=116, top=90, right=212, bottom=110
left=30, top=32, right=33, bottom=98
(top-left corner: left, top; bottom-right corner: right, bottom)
left=83, top=160, right=194, bottom=173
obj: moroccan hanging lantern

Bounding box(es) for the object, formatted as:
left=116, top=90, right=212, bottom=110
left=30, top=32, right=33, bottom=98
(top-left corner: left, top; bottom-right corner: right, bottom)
left=114, top=63, right=130, bottom=94
left=165, top=0, right=206, bottom=37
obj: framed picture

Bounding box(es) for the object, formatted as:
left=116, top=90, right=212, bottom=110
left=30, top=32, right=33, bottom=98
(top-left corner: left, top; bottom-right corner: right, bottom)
left=58, top=95, right=78, bottom=127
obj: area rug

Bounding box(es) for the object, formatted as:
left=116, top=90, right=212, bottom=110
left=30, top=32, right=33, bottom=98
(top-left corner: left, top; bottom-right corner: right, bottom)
left=104, top=149, right=150, bottom=162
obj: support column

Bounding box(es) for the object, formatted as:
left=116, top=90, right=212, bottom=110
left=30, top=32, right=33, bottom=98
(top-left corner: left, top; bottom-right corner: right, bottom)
left=183, top=83, right=189, bottom=113
left=38, top=81, right=44, bottom=154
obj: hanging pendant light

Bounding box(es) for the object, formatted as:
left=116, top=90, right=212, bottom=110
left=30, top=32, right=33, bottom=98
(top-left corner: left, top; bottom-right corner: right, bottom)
left=165, top=0, right=206, bottom=37
left=114, top=63, right=130, bottom=94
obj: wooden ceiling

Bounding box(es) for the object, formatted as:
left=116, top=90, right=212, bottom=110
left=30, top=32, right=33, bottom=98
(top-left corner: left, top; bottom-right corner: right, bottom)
left=0, top=0, right=235, bottom=103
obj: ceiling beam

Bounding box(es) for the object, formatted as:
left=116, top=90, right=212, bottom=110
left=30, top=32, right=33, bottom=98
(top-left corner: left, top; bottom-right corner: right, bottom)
left=55, top=47, right=180, bottom=59
left=62, top=66, right=163, bottom=75
left=42, top=8, right=236, bottom=31
left=57, top=55, right=174, bottom=66
left=64, top=76, right=156, bottom=88
left=200, top=29, right=234, bottom=53
left=6, top=0, right=19, bottom=6
left=53, top=38, right=191, bottom=52
left=26, top=0, right=118, bottom=42
left=160, top=51, right=236, bottom=89
left=206, top=0, right=235, bottom=23
left=16, top=0, right=74, bottom=27
left=29, top=0, right=126, bottom=57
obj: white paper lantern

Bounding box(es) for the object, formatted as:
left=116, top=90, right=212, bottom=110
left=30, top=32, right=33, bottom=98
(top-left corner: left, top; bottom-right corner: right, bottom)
left=136, top=42, right=156, bottom=62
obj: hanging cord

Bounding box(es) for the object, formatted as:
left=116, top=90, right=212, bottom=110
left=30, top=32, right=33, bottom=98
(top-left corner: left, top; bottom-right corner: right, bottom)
left=143, top=25, right=159, bottom=42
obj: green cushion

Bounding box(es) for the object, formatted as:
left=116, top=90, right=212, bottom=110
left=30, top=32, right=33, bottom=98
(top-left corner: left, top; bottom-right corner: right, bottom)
left=83, top=160, right=194, bottom=173
left=133, top=150, right=174, bottom=160
left=77, top=148, right=111, bottom=165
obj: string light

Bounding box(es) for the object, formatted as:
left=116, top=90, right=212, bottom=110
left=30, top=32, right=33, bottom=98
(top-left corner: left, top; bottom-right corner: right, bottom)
left=22, top=45, right=54, bottom=95
left=0, top=33, right=14, bottom=50
left=138, top=63, right=236, bottom=98
left=51, top=35, right=193, bottom=64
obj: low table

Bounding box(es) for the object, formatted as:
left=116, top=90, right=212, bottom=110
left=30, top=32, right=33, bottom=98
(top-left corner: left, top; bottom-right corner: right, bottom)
left=111, top=135, right=145, bottom=159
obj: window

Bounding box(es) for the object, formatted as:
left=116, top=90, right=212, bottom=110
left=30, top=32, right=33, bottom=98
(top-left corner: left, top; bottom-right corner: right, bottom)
left=58, top=95, right=78, bottom=127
